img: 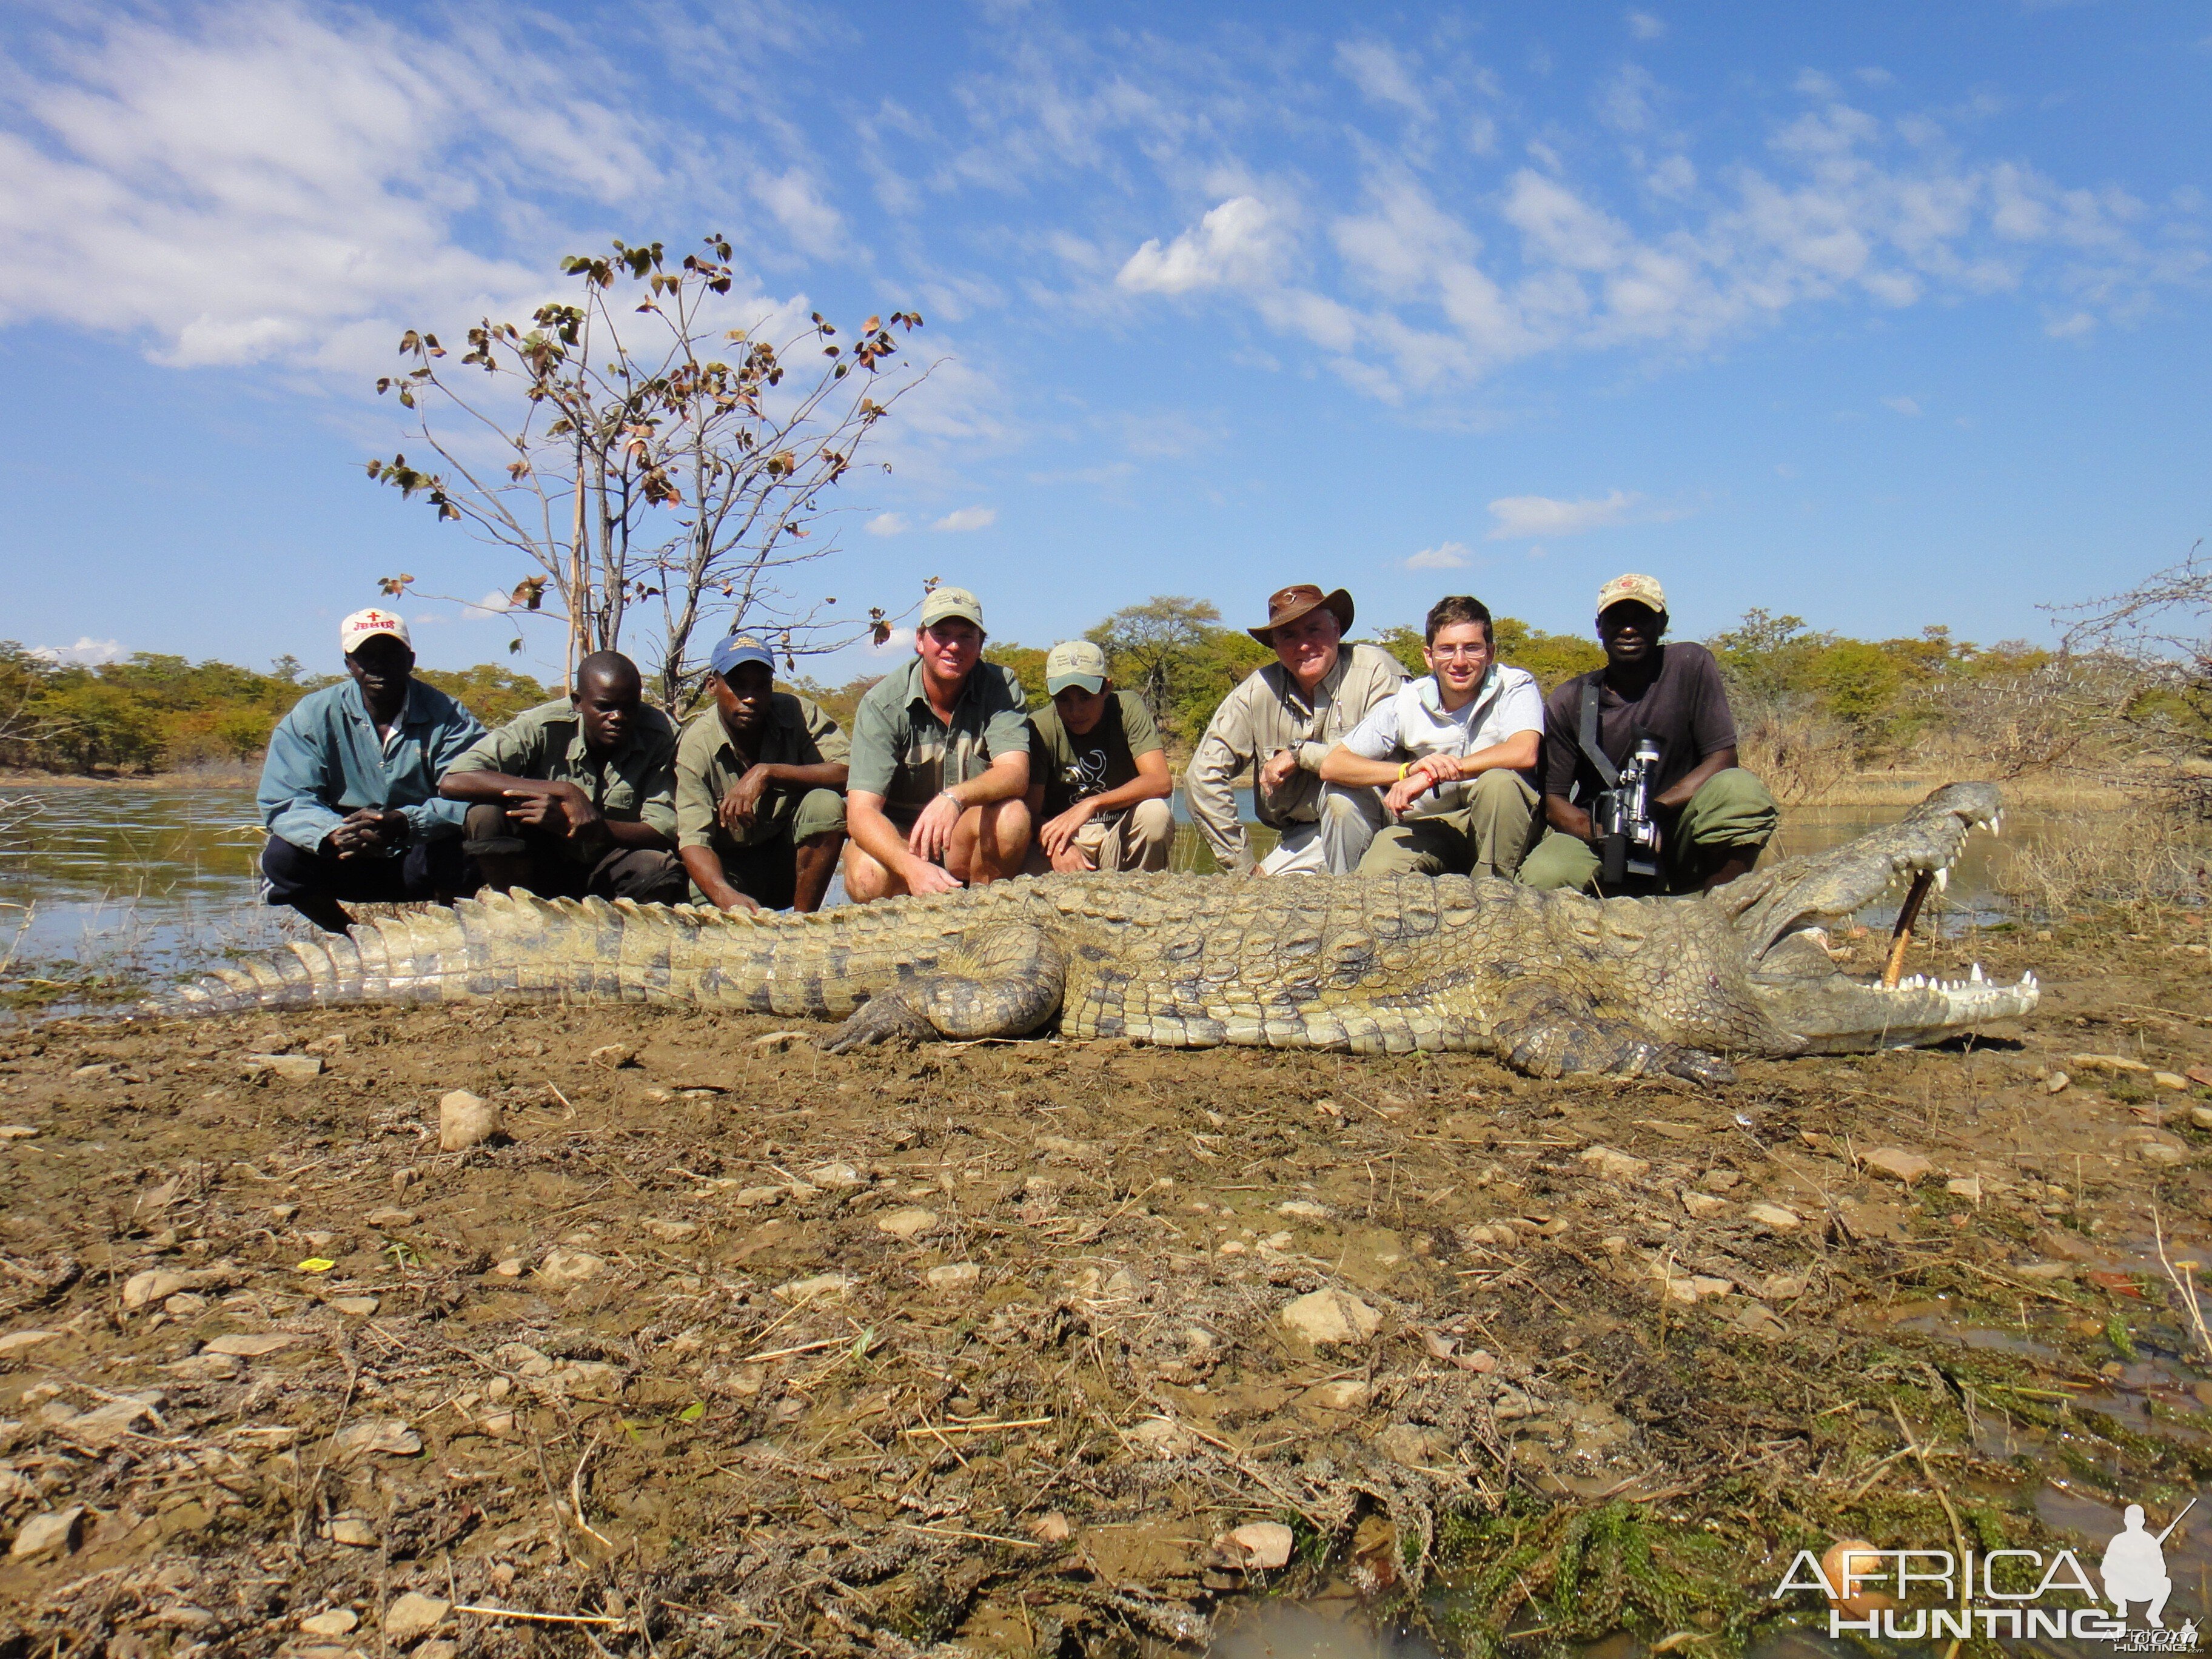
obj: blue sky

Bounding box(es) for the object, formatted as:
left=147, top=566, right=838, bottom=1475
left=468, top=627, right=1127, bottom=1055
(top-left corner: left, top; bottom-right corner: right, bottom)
left=1, top=0, right=2206, bottom=685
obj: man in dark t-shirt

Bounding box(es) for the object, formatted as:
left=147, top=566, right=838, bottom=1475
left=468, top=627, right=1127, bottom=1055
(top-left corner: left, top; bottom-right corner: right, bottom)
left=1520, top=574, right=1777, bottom=895
left=1024, top=640, right=1175, bottom=873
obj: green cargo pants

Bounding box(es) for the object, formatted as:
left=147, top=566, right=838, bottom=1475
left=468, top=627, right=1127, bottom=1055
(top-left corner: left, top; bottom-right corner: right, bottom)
left=1356, top=769, right=1541, bottom=881
left=1518, top=767, right=1778, bottom=895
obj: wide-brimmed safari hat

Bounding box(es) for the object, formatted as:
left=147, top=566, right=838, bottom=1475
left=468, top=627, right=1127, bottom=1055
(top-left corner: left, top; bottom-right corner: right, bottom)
left=1248, top=584, right=1355, bottom=645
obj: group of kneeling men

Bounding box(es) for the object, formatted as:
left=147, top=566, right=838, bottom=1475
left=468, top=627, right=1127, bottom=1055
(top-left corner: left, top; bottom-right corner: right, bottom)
left=256, top=574, right=1777, bottom=933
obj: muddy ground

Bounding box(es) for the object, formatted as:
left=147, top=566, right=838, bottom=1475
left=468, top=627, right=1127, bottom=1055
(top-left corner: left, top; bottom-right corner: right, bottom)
left=1, top=913, right=2210, bottom=1658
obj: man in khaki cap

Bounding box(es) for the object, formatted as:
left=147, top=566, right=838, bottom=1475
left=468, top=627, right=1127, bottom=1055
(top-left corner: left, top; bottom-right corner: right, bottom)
left=1185, top=583, right=1406, bottom=875
left=1520, top=573, right=1777, bottom=894
left=1024, top=640, right=1175, bottom=873
left=844, top=585, right=1032, bottom=899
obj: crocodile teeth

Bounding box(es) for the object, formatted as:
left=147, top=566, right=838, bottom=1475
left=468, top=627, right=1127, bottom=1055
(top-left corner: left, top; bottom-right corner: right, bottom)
left=1970, top=963, right=1985, bottom=982
left=1933, top=867, right=1949, bottom=893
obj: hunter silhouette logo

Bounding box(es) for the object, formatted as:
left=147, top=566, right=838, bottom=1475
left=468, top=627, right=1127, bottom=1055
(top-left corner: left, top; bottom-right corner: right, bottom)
left=1774, top=1499, right=2199, bottom=1646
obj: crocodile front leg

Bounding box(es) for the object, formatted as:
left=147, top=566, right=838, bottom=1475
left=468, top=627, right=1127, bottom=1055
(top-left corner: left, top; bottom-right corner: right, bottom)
left=822, top=923, right=1067, bottom=1052
left=1487, top=980, right=1735, bottom=1085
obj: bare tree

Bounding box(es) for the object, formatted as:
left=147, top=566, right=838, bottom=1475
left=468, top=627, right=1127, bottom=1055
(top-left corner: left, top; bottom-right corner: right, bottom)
left=367, top=235, right=925, bottom=704
left=2053, top=540, right=2212, bottom=813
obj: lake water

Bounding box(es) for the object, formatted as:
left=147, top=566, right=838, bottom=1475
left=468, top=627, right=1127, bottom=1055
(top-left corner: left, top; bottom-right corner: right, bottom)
left=0, top=784, right=2028, bottom=994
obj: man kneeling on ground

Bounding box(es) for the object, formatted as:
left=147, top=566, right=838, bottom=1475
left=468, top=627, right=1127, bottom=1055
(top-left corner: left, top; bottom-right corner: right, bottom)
left=439, top=650, right=687, bottom=904
left=1520, top=574, right=1777, bottom=895
left=257, top=608, right=485, bottom=933
left=674, top=633, right=850, bottom=912
left=1024, top=640, right=1174, bottom=874
left=843, top=586, right=1031, bottom=900
left=1319, top=595, right=1543, bottom=880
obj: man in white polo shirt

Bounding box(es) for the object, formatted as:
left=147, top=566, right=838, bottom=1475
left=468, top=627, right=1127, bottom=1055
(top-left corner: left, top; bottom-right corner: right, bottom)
left=1319, top=595, right=1544, bottom=880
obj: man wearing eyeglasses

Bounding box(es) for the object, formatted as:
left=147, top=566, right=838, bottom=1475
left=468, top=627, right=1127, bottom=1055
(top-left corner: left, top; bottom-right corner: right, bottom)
left=1318, top=595, right=1544, bottom=880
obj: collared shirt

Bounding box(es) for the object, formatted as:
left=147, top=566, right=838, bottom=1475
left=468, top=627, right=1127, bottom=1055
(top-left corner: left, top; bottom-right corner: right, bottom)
left=259, top=678, right=486, bottom=854
left=445, top=697, right=680, bottom=847
left=1341, top=665, right=1545, bottom=819
left=674, top=693, right=850, bottom=853
left=847, top=657, right=1030, bottom=820
left=1184, top=642, right=1406, bottom=867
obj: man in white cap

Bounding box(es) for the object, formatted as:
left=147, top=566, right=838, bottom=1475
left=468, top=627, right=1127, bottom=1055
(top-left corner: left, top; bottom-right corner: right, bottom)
left=1024, top=640, right=1175, bottom=874
left=255, top=608, right=486, bottom=933
left=1520, top=574, right=1776, bottom=894
left=844, top=585, right=1031, bottom=900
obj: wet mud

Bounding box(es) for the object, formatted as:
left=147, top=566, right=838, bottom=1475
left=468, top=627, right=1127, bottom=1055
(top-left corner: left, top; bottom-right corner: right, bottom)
left=0, top=915, right=2208, bottom=1655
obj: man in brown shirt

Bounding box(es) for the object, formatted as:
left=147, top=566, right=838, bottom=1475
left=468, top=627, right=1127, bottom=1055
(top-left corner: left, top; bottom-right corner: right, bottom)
left=1520, top=574, right=1777, bottom=894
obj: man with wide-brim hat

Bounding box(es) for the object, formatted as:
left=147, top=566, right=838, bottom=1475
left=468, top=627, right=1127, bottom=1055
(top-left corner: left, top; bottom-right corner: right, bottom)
left=1186, top=582, right=1406, bottom=875
left=1519, top=573, right=1777, bottom=895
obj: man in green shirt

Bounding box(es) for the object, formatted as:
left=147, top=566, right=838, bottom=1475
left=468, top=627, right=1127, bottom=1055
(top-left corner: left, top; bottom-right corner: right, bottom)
left=844, top=586, right=1031, bottom=900
left=439, top=650, right=686, bottom=903
left=1024, top=640, right=1175, bottom=873
left=674, top=634, right=850, bottom=913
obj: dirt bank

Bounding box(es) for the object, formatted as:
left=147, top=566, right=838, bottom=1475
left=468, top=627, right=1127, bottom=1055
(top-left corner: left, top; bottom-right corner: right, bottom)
left=1, top=914, right=2210, bottom=1656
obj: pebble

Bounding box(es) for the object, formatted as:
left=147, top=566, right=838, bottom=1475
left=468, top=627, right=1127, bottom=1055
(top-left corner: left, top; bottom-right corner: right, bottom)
left=383, top=1592, right=452, bottom=1643
left=736, top=1186, right=786, bottom=1207
left=1861, top=1147, right=1934, bottom=1186
left=244, top=1053, right=325, bottom=1082
left=298, top=1609, right=358, bottom=1637
left=1745, top=1202, right=1802, bottom=1232
left=1663, top=1275, right=1733, bottom=1305
left=335, top=1419, right=423, bottom=1459
left=2153, top=1072, right=2188, bottom=1092
left=327, top=1514, right=378, bottom=1546
left=1027, top=1511, right=1073, bottom=1544
left=805, top=1161, right=863, bottom=1188
left=438, top=1090, right=499, bottom=1151
left=2070, top=1052, right=2150, bottom=1073
left=875, top=1207, right=939, bottom=1241
left=642, top=1218, right=699, bottom=1242
left=535, top=1247, right=605, bottom=1289
left=490, top=1257, right=525, bottom=1278
left=1700, top=1168, right=1741, bottom=1193
left=0, top=1125, right=39, bottom=1139
left=1945, top=1177, right=1983, bottom=1201
left=0, top=1330, right=61, bottom=1358
left=121, top=1270, right=198, bottom=1311
left=1578, top=1145, right=1651, bottom=1181
left=1679, top=1190, right=1729, bottom=1219
left=9, top=1506, right=85, bottom=1560
left=587, top=1044, right=637, bottom=1068
left=329, top=1296, right=380, bottom=1316
left=1303, top=1379, right=1372, bottom=1410
left=164, top=1354, right=241, bottom=1382
left=2046, top=1071, right=2071, bottom=1093
left=925, top=1262, right=979, bottom=1289
left=1214, top=1521, right=1295, bottom=1571
left=1275, top=1199, right=1333, bottom=1221
left=1280, top=1288, right=1382, bottom=1346
left=203, top=1333, right=301, bottom=1358
left=364, top=1207, right=417, bottom=1228
left=2192, top=1105, right=2212, bottom=1131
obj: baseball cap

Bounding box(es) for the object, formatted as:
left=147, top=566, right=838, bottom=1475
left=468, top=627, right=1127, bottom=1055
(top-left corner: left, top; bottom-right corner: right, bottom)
left=1044, top=639, right=1107, bottom=695
left=917, top=586, right=985, bottom=630
left=1595, top=574, right=1667, bottom=616
left=709, top=633, right=776, bottom=678
left=340, top=608, right=411, bottom=654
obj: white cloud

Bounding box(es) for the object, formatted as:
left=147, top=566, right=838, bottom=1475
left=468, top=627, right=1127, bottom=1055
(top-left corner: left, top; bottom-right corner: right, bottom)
left=1486, top=491, right=1644, bottom=540
left=753, top=167, right=846, bottom=260
left=1881, top=394, right=1922, bottom=415
left=1627, top=11, right=1667, bottom=40
left=1404, top=541, right=1472, bottom=569
left=866, top=512, right=911, bottom=536
left=0, top=2, right=676, bottom=371
left=32, top=637, right=126, bottom=666
left=1117, top=196, right=1289, bottom=295
left=931, top=505, right=997, bottom=532
left=1336, top=40, right=1429, bottom=120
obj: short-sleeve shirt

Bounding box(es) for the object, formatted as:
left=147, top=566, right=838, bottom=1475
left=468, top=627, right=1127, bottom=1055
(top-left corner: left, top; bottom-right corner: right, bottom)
left=674, top=694, right=849, bottom=853
left=1341, top=666, right=1544, bottom=820
left=445, top=697, right=680, bottom=845
left=1541, top=642, right=1738, bottom=806
left=848, top=657, right=1030, bottom=822
left=1028, top=691, right=1162, bottom=819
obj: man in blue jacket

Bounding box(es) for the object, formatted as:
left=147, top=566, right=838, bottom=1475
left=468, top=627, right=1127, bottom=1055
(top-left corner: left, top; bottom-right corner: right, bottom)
left=256, top=609, right=485, bottom=932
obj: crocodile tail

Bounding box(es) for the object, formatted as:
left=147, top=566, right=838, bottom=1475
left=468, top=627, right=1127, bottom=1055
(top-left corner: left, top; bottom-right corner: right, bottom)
left=133, top=889, right=739, bottom=1017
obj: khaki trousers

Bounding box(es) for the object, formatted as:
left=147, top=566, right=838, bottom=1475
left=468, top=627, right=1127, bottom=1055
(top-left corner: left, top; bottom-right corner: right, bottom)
left=1028, top=798, right=1175, bottom=873
left=1356, top=769, right=1541, bottom=880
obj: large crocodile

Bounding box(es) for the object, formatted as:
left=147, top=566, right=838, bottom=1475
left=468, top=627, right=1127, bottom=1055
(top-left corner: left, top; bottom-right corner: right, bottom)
left=137, top=782, right=2034, bottom=1082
